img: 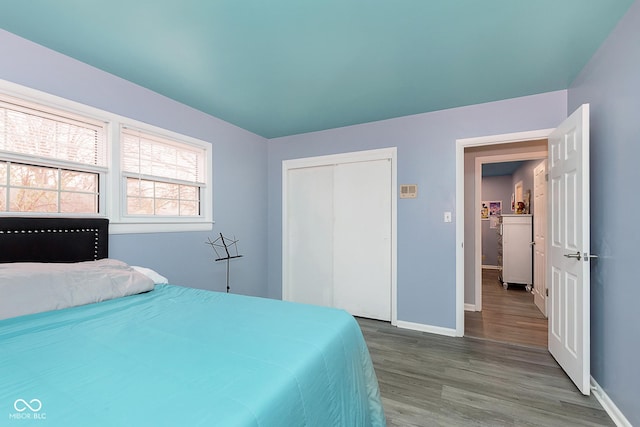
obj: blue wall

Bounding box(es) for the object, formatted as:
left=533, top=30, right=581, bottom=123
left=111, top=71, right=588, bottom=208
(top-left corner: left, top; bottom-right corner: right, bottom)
left=267, top=92, right=567, bottom=329
left=0, top=30, right=269, bottom=297
left=481, top=175, right=512, bottom=266
left=568, top=1, right=640, bottom=424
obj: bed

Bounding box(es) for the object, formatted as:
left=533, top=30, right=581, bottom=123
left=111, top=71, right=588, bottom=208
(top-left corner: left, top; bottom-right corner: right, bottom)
left=0, top=217, right=385, bottom=426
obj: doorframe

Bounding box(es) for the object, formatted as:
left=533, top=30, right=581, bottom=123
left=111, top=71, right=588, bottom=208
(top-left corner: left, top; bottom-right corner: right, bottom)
left=282, top=147, right=398, bottom=325
left=532, top=159, right=548, bottom=317
left=455, top=129, right=553, bottom=336
left=472, top=152, right=548, bottom=312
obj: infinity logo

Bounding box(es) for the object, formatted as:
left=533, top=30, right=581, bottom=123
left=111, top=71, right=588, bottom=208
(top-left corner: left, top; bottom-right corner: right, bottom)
left=13, top=399, right=42, bottom=412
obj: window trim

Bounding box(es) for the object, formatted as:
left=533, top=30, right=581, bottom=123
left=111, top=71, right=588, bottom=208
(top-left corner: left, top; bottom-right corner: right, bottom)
left=0, top=79, right=213, bottom=234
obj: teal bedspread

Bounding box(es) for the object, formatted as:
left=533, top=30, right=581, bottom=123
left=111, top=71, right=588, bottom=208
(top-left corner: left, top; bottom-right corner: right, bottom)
left=0, top=285, right=385, bottom=426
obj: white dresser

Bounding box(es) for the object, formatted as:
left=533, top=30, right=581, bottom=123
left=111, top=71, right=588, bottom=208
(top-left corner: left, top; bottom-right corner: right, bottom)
left=497, top=214, right=533, bottom=291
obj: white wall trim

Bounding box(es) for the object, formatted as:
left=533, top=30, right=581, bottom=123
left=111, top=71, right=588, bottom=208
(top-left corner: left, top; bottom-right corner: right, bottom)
left=283, top=147, right=395, bottom=169
left=464, top=303, right=477, bottom=312
left=396, top=320, right=458, bottom=337
left=591, top=377, right=632, bottom=427
left=110, top=221, right=214, bottom=234
left=458, top=129, right=554, bottom=147
left=455, top=128, right=553, bottom=337
left=282, top=147, right=398, bottom=325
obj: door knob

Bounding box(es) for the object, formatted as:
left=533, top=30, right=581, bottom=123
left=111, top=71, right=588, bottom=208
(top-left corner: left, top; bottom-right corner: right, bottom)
left=564, top=251, right=582, bottom=261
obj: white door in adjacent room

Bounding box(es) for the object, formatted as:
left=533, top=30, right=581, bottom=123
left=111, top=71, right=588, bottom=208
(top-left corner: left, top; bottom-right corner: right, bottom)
left=548, top=104, right=592, bottom=395
left=533, top=160, right=547, bottom=316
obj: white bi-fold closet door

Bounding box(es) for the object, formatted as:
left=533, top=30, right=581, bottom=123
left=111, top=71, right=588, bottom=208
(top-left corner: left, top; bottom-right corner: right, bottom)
left=283, top=148, right=396, bottom=322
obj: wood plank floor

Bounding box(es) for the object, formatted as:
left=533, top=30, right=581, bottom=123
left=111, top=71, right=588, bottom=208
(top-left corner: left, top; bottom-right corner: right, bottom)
left=357, top=318, right=613, bottom=426
left=465, top=269, right=548, bottom=348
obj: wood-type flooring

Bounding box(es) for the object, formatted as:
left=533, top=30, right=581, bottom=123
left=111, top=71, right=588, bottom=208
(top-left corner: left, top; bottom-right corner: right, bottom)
left=465, top=268, right=548, bottom=348
left=357, top=271, right=613, bottom=426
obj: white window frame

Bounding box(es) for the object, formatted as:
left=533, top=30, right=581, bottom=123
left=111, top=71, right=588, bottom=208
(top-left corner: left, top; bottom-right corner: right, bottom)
left=111, top=120, right=213, bottom=233
left=0, top=155, right=107, bottom=216
left=0, top=79, right=213, bottom=234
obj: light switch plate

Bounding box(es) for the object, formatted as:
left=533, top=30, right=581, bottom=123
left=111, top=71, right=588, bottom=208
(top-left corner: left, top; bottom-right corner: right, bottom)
left=444, top=212, right=452, bottom=223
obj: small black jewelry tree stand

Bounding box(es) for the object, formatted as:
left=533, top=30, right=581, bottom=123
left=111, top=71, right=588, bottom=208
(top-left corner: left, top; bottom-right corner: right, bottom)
left=205, top=233, right=243, bottom=293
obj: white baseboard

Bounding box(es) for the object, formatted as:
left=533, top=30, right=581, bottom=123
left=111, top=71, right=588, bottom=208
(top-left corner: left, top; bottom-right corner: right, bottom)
left=482, top=265, right=500, bottom=270
left=591, top=377, right=632, bottom=427
left=464, top=303, right=477, bottom=312
left=396, top=320, right=457, bottom=337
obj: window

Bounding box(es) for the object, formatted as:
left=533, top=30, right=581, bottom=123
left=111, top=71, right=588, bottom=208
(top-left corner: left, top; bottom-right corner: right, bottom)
left=0, top=94, right=106, bottom=215
left=121, top=127, right=205, bottom=217
left=0, top=162, right=99, bottom=213
left=0, top=81, right=213, bottom=233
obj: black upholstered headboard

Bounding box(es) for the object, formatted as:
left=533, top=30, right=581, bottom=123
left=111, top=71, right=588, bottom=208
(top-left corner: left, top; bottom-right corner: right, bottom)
left=0, top=217, right=109, bottom=263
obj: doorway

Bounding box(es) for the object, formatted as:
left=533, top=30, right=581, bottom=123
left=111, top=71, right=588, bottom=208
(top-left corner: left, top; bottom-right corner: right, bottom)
left=466, top=156, right=548, bottom=347
left=456, top=106, right=592, bottom=395
left=454, top=130, right=552, bottom=335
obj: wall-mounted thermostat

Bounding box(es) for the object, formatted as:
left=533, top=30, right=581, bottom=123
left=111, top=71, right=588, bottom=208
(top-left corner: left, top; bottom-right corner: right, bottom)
left=399, top=184, right=418, bottom=198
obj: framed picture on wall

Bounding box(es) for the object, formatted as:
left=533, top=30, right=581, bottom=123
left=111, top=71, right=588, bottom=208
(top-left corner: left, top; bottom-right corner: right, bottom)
left=481, top=200, right=502, bottom=220
left=481, top=201, right=489, bottom=220
left=489, top=201, right=502, bottom=229
left=489, top=200, right=502, bottom=217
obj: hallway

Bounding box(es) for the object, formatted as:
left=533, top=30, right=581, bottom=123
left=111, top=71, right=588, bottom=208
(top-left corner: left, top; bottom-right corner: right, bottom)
left=465, top=269, right=547, bottom=348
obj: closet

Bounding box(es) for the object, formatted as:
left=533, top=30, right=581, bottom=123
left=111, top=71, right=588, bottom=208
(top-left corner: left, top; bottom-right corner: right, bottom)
left=283, top=149, right=395, bottom=321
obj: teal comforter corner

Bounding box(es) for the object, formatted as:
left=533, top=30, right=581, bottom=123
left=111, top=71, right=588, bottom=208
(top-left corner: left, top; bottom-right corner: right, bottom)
left=0, top=285, right=385, bottom=426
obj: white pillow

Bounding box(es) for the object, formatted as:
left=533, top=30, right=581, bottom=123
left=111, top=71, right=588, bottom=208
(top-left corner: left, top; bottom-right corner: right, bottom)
left=0, top=258, right=154, bottom=320
left=131, top=266, right=169, bottom=285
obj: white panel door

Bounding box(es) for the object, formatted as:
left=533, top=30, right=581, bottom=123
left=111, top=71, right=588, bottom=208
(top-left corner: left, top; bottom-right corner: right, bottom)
left=548, top=104, right=591, bottom=395
left=533, top=160, right=547, bottom=316
left=285, top=166, right=334, bottom=307
left=333, top=159, right=392, bottom=321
